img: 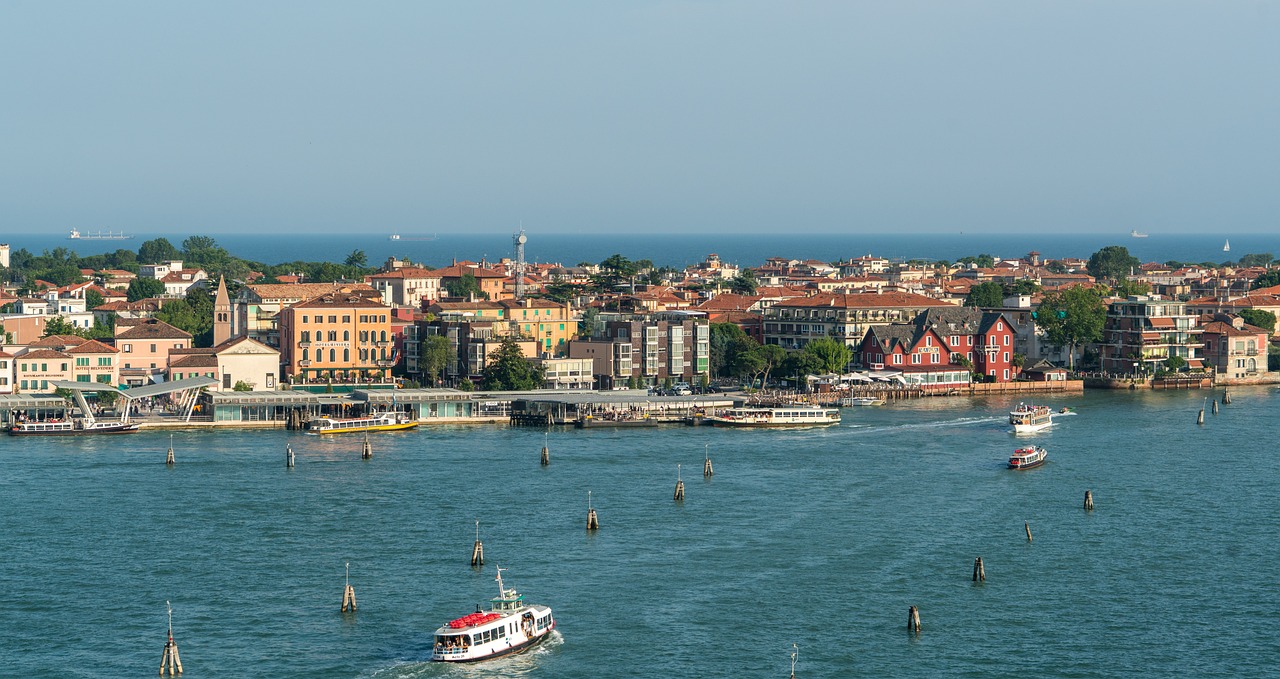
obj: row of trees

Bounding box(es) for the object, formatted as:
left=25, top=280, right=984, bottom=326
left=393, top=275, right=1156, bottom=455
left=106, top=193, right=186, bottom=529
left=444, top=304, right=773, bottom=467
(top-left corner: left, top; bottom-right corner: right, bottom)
left=710, top=324, right=854, bottom=387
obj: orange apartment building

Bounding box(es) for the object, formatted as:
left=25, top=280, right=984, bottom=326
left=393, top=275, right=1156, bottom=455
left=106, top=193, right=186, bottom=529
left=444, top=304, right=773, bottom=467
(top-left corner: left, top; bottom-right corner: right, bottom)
left=279, top=288, right=394, bottom=383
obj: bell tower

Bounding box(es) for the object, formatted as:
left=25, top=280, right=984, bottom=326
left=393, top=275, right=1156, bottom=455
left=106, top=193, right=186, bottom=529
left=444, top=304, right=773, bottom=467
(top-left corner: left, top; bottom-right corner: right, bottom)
left=213, top=276, right=232, bottom=345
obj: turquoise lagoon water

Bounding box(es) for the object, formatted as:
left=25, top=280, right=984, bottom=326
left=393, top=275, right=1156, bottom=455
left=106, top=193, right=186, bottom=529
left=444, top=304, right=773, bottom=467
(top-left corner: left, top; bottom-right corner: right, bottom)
left=1, top=388, right=1277, bottom=678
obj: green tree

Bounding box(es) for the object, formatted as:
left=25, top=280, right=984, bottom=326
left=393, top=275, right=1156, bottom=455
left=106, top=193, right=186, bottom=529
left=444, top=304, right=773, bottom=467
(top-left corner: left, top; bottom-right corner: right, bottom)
left=1239, top=309, right=1277, bottom=334
left=344, top=249, right=368, bottom=268
left=802, top=337, right=854, bottom=374
left=1045, top=260, right=1069, bottom=274
left=780, top=350, right=825, bottom=387
left=41, top=316, right=87, bottom=338
left=709, top=323, right=748, bottom=377
left=727, top=336, right=765, bottom=382
left=444, top=272, right=487, bottom=300
left=1164, top=355, right=1187, bottom=372
left=154, top=300, right=209, bottom=346
left=126, top=277, right=166, bottom=302
left=1005, top=279, right=1042, bottom=296
left=1086, top=245, right=1141, bottom=283
left=481, top=337, right=545, bottom=390
left=138, top=238, right=180, bottom=263
left=456, top=378, right=475, bottom=391
left=1112, top=278, right=1152, bottom=298
left=420, top=335, right=451, bottom=385
left=594, top=254, right=637, bottom=292
left=957, top=254, right=996, bottom=268
left=233, top=380, right=254, bottom=391
left=1252, top=269, right=1280, bottom=290
left=757, top=343, right=786, bottom=387
left=1237, top=253, right=1274, bottom=268
left=84, top=289, right=105, bottom=311
left=729, top=269, right=758, bottom=295
left=1034, top=286, right=1106, bottom=370
left=965, top=281, right=1005, bottom=308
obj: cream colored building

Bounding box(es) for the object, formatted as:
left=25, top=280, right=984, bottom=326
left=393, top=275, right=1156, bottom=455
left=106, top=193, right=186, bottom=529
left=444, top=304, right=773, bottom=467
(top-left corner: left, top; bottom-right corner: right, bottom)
left=169, top=336, right=281, bottom=391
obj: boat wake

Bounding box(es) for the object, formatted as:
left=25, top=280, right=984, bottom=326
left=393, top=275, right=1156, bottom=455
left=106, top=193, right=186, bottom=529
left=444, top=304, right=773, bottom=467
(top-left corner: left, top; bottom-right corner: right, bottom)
left=367, top=630, right=563, bottom=678
left=848, top=415, right=1004, bottom=434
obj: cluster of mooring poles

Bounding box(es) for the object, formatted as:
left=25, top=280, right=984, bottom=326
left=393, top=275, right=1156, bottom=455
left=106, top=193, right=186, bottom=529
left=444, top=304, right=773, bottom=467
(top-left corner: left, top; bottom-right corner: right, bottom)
left=1200, top=390, right=1232, bottom=425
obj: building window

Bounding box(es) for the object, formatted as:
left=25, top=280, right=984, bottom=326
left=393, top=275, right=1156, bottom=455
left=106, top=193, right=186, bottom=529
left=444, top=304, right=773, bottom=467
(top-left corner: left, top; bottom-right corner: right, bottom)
left=329, top=316, right=337, bottom=323
left=1003, top=335, right=1010, bottom=346
left=1003, top=352, right=1010, bottom=362
left=912, top=354, right=921, bottom=365
left=302, top=316, right=309, bottom=323
left=150, top=344, right=157, bottom=352
left=122, top=344, right=132, bottom=352
left=342, top=315, right=350, bottom=323
left=343, top=331, right=350, bottom=341
left=329, top=349, right=336, bottom=362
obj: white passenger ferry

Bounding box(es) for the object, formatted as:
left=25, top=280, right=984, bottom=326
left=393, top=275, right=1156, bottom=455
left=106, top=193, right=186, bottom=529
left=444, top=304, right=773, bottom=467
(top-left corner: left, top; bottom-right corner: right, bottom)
left=432, top=566, right=556, bottom=663
left=8, top=419, right=140, bottom=436
left=1009, top=403, right=1054, bottom=433
left=1008, top=445, right=1048, bottom=469
left=307, top=411, right=417, bottom=434
left=706, top=406, right=840, bottom=428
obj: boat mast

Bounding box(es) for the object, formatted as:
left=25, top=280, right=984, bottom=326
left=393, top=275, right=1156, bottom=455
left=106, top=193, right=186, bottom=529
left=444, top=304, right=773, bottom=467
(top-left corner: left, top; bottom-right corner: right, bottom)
left=495, top=564, right=507, bottom=599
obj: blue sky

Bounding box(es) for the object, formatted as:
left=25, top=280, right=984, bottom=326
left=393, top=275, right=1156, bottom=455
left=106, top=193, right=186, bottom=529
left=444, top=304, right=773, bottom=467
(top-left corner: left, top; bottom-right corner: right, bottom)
left=2, top=1, right=1278, bottom=236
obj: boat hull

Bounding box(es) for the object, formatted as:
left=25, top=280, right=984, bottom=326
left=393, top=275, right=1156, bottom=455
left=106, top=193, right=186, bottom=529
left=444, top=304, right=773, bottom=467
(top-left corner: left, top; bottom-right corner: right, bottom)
left=8, top=423, right=140, bottom=436
left=705, top=419, right=838, bottom=428
left=1011, top=422, right=1053, bottom=434
left=432, top=627, right=553, bottom=663
left=312, top=421, right=418, bottom=435
left=1008, top=458, right=1046, bottom=470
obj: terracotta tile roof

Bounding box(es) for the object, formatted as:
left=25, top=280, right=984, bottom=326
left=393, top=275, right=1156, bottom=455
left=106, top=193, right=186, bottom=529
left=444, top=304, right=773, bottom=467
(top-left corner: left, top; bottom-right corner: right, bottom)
left=246, top=282, right=377, bottom=301
left=293, top=291, right=390, bottom=309
left=18, top=348, right=71, bottom=359
left=369, top=267, right=441, bottom=280
left=431, top=264, right=507, bottom=279
left=1200, top=320, right=1269, bottom=336
left=694, top=294, right=762, bottom=312
left=775, top=292, right=949, bottom=309
left=114, top=319, right=193, bottom=340
left=169, top=353, right=219, bottom=368
left=28, top=335, right=89, bottom=349
left=65, top=339, right=119, bottom=354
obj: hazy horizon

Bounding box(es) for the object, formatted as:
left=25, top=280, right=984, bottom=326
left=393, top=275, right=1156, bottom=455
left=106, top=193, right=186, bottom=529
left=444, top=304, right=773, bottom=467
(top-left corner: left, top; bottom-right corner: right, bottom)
left=3, top=2, right=1278, bottom=236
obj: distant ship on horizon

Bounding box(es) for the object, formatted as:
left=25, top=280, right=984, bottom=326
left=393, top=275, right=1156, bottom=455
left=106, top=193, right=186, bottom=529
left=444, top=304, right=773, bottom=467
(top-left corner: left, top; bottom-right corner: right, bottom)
left=389, top=233, right=438, bottom=242
left=68, top=229, right=133, bottom=241
left=1130, top=229, right=1148, bottom=238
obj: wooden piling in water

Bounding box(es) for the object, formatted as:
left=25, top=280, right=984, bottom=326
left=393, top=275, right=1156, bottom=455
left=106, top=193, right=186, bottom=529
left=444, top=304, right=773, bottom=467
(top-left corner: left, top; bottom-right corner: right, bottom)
left=361, top=432, right=372, bottom=460
left=1197, top=408, right=1205, bottom=425
left=470, top=520, right=484, bottom=567
left=586, top=491, right=599, bottom=531
left=674, top=464, right=685, bottom=502
left=1223, top=390, right=1232, bottom=404
left=703, top=443, right=713, bottom=477
left=540, top=446, right=550, bottom=466
left=973, top=557, right=985, bottom=583
left=1025, top=521, right=1033, bottom=542
left=165, top=434, right=175, bottom=466
left=1212, top=399, right=1219, bottom=415
left=340, top=562, right=357, bottom=612
left=1084, top=490, right=1094, bottom=511
left=286, top=444, right=295, bottom=468
left=907, top=606, right=921, bottom=633
left=159, top=601, right=183, bottom=676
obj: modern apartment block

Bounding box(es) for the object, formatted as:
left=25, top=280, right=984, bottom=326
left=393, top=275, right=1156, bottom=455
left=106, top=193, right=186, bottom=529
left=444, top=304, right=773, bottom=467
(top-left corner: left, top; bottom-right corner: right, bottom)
left=1099, top=295, right=1203, bottom=374
left=568, top=312, right=709, bottom=388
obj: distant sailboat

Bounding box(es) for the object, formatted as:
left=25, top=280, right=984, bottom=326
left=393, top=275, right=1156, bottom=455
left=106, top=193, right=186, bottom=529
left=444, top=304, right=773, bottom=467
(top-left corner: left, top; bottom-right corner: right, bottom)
left=1224, top=239, right=1231, bottom=253
left=1130, top=229, right=1148, bottom=238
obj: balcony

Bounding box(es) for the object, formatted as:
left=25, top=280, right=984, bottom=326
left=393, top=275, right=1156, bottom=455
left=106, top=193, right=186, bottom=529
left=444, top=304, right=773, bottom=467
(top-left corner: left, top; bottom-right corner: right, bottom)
left=375, top=340, right=391, bottom=348
left=298, top=360, right=312, bottom=367
left=376, top=360, right=396, bottom=367
left=298, top=341, right=312, bottom=348
left=1247, top=349, right=1258, bottom=356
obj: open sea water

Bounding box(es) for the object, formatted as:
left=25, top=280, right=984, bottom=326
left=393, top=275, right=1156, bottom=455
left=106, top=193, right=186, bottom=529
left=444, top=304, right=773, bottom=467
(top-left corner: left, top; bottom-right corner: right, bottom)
left=1, top=388, right=1277, bottom=677
left=7, top=232, right=1279, bottom=270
